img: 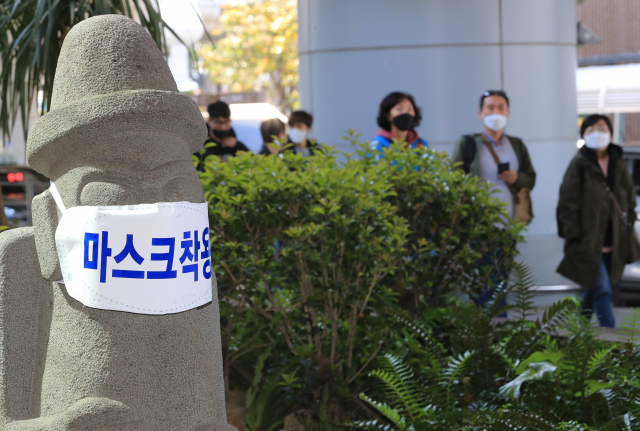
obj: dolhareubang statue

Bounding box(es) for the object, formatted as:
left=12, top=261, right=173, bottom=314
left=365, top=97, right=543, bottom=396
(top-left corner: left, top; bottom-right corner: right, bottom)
left=0, top=15, right=235, bottom=431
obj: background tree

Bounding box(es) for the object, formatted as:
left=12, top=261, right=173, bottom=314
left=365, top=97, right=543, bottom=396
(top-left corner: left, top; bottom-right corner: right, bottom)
left=0, top=0, right=178, bottom=143
left=199, top=0, right=298, bottom=113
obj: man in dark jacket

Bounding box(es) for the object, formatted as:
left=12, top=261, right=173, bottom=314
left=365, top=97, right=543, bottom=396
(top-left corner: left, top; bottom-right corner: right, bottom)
left=196, top=100, right=249, bottom=170
left=452, top=90, right=536, bottom=220
left=557, top=114, right=640, bottom=327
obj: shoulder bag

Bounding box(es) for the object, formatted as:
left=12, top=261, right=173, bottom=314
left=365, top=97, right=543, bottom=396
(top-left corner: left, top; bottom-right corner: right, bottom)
left=600, top=180, right=640, bottom=263
left=483, top=139, right=534, bottom=224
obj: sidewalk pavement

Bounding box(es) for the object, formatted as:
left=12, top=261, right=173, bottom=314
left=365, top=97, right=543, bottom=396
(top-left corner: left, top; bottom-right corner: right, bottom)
left=532, top=306, right=637, bottom=343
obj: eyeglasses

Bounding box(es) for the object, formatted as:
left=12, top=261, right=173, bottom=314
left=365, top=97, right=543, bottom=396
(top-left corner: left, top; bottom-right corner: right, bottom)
left=483, top=90, right=508, bottom=98
left=480, top=90, right=509, bottom=109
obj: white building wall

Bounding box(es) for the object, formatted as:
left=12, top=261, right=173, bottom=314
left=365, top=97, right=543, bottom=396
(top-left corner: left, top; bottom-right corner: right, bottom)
left=299, top=0, right=579, bottom=287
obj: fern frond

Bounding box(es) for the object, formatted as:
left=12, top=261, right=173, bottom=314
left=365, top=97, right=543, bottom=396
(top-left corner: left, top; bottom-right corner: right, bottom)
left=598, top=414, right=637, bottom=431
left=500, top=410, right=556, bottom=430
left=586, top=347, right=612, bottom=375
left=484, top=278, right=513, bottom=318
left=356, top=393, right=410, bottom=431
left=371, top=354, right=429, bottom=421
left=509, top=262, right=537, bottom=323
left=344, top=420, right=393, bottom=431
left=536, top=297, right=579, bottom=330
left=618, top=308, right=640, bottom=345
left=491, top=345, right=517, bottom=370
left=602, top=389, right=640, bottom=421
left=385, top=310, right=446, bottom=357
left=521, top=298, right=579, bottom=356
left=439, top=351, right=474, bottom=408
left=457, top=417, right=545, bottom=431
left=557, top=421, right=595, bottom=431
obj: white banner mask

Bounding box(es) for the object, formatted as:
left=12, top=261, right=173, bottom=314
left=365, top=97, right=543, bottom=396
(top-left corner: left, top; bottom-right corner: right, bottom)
left=49, top=183, right=213, bottom=315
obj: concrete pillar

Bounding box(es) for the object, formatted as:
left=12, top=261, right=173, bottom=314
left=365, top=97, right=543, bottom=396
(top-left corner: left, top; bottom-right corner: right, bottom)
left=298, top=0, right=579, bottom=287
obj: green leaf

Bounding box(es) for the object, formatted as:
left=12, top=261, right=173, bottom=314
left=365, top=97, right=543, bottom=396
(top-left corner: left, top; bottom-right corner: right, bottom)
left=500, top=362, right=558, bottom=399
left=584, top=379, right=615, bottom=394
left=516, top=351, right=564, bottom=375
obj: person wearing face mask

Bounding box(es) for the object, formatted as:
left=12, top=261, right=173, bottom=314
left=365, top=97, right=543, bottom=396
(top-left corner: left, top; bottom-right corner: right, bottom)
left=284, top=110, right=317, bottom=157
left=452, top=90, right=536, bottom=221
left=196, top=100, right=249, bottom=169
left=258, top=118, right=287, bottom=155
left=452, top=90, right=536, bottom=315
left=370, top=92, right=428, bottom=155
left=557, top=114, right=640, bottom=328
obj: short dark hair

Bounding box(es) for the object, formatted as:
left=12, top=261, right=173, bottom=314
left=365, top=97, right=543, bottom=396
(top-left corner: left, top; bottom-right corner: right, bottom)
left=480, top=90, right=510, bottom=110
left=580, top=114, right=613, bottom=138
left=207, top=100, right=231, bottom=120
left=376, top=92, right=422, bottom=131
left=260, top=118, right=286, bottom=143
left=289, top=110, right=313, bottom=128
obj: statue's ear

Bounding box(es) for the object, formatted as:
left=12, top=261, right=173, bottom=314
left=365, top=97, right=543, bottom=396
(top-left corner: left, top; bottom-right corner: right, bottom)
left=32, top=190, right=63, bottom=281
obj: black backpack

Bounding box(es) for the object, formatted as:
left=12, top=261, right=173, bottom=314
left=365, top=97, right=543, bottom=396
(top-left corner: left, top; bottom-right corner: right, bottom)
left=461, top=135, right=477, bottom=174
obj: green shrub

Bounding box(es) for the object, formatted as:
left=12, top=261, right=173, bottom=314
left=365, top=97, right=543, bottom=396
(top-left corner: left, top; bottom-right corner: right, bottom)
left=346, top=131, right=522, bottom=312
left=200, top=145, right=409, bottom=425
left=197, top=135, right=522, bottom=428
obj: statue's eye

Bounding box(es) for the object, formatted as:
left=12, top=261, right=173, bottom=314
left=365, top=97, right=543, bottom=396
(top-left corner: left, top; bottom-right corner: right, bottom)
left=162, top=176, right=204, bottom=203
left=80, top=182, right=131, bottom=206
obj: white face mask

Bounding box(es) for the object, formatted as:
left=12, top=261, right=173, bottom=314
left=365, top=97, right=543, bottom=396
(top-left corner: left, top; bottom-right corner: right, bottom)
left=288, top=128, right=308, bottom=145
left=49, top=182, right=213, bottom=315
left=584, top=131, right=610, bottom=150
left=483, top=113, right=508, bottom=132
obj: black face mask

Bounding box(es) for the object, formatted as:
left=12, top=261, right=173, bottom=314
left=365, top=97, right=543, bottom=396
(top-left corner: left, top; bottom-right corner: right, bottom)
left=392, top=113, right=415, bottom=131
left=212, top=128, right=235, bottom=139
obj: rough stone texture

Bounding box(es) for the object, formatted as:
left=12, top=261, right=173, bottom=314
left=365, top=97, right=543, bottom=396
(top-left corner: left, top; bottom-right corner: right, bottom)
left=27, top=14, right=205, bottom=179
left=0, top=228, right=52, bottom=420
left=31, top=190, right=62, bottom=281
left=0, top=15, right=235, bottom=431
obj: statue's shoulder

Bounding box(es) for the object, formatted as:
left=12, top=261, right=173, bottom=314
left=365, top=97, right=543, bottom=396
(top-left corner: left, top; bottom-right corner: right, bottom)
left=0, top=226, right=38, bottom=262
left=0, top=227, right=51, bottom=421
left=0, top=227, right=41, bottom=283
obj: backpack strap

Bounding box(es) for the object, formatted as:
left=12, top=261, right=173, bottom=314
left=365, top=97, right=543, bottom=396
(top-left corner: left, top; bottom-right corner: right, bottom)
left=462, top=135, right=477, bottom=174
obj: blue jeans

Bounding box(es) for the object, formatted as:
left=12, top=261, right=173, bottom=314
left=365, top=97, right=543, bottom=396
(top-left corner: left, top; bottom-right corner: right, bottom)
left=582, top=253, right=615, bottom=328
left=477, top=251, right=508, bottom=317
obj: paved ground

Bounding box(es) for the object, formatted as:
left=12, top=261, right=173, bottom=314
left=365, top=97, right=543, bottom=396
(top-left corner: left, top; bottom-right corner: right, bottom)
left=528, top=306, right=639, bottom=342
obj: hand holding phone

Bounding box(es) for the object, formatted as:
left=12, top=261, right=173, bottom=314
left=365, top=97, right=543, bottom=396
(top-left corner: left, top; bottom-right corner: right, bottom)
left=498, top=162, right=510, bottom=174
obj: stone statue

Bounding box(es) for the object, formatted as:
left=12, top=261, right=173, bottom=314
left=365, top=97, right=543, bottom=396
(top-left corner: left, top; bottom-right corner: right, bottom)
left=0, top=15, right=235, bottom=431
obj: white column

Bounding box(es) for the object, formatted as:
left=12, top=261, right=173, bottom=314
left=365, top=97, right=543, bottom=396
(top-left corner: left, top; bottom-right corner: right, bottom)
left=299, top=0, right=579, bottom=287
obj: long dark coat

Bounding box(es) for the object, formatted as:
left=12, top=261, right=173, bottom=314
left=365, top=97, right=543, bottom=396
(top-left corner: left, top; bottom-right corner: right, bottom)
left=557, top=144, right=640, bottom=287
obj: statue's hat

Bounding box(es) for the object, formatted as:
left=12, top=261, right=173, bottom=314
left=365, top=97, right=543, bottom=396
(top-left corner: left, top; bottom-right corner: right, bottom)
left=26, top=15, right=206, bottom=178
